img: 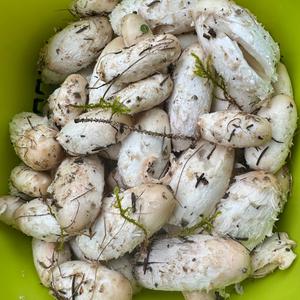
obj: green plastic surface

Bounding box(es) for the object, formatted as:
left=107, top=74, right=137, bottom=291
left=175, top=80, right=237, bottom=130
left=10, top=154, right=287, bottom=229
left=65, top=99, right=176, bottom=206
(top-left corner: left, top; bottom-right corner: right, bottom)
left=0, top=0, right=299, bottom=299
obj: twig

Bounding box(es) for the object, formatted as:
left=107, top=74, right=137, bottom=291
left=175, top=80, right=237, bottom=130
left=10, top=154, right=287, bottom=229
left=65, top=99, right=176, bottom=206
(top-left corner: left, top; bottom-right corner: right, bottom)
left=74, top=117, right=196, bottom=141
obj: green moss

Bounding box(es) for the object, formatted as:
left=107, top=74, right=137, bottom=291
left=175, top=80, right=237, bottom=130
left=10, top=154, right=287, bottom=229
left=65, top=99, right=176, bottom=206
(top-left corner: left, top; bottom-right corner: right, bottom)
left=72, top=96, right=131, bottom=115
left=176, top=211, right=221, bottom=237
left=192, top=52, right=242, bottom=110
left=113, top=186, right=148, bottom=238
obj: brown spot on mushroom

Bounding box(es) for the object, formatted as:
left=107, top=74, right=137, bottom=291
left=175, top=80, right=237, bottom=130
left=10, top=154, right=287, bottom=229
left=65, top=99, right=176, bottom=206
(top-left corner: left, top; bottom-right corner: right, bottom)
left=203, top=33, right=211, bottom=40
left=208, top=27, right=217, bottom=38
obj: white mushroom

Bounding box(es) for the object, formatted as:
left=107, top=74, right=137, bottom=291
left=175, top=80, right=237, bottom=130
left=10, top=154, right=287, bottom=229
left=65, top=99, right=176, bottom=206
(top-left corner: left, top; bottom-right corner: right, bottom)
left=138, top=0, right=196, bottom=35
left=213, top=171, right=282, bottom=250
left=110, top=0, right=196, bottom=36
left=168, top=140, right=234, bottom=228
left=168, top=44, right=213, bottom=151
left=134, top=234, right=251, bottom=291
left=14, top=198, right=62, bottom=242
left=193, top=0, right=280, bottom=112
left=107, top=255, right=141, bottom=294
left=57, top=109, right=133, bottom=156
left=89, top=37, right=172, bottom=111
left=121, top=13, right=153, bottom=47
left=50, top=261, right=132, bottom=300
left=245, top=95, right=297, bottom=173
left=10, top=163, right=52, bottom=198
left=32, top=239, right=71, bottom=287
left=0, top=196, right=24, bottom=228
left=39, top=16, right=113, bottom=84
left=89, top=37, right=126, bottom=104
left=9, top=112, right=49, bottom=145
left=273, top=62, right=293, bottom=98
left=70, top=0, right=119, bottom=16
left=75, top=184, right=176, bottom=260
left=12, top=123, right=64, bottom=171
left=110, top=73, right=173, bottom=115
left=47, top=156, right=104, bottom=234
left=96, top=34, right=181, bottom=84
left=118, top=108, right=171, bottom=187
left=10, top=113, right=64, bottom=171
left=48, top=74, right=88, bottom=127
left=251, top=232, right=296, bottom=278
left=198, top=111, right=272, bottom=148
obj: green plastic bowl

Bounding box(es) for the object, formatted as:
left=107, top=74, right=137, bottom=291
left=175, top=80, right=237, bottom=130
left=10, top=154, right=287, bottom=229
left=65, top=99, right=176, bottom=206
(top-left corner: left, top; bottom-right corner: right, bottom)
left=0, top=0, right=299, bottom=299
